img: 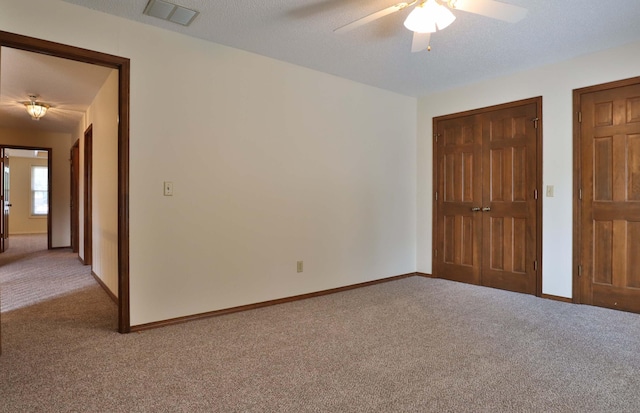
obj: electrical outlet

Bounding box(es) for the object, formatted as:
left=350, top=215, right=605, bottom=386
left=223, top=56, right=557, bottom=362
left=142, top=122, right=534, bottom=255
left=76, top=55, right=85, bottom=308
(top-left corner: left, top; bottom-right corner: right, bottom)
left=164, top=181, right=173, bottom=196
left=297, top=261, right=303, bottom=273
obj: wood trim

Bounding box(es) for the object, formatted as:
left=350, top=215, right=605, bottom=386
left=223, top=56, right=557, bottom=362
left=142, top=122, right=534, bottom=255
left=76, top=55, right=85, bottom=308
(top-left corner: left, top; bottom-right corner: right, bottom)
left=572, top=76, right=640, bottom=305
left=47, top=148, right=52, bottom=250
left=432, top=97, right=542, bottom=122
left=92, top=271, right=118, bottom=304
left=0, top=31, right=129, bottom=68
left=83, top=125, right=92, bottom=266
left=416, top=272, right=435, bottom=278
left=432, top=115, right=439, bottom=278
left=0, top=30, right=131, bottom=334
left=534, top=97, right=543, bottom=297
left=541, top=293, right=573, bottom=304
left=70, top=140, right=79, bottom=254
left=117, top=59, right=131, bottom=333
left=131, top=273, right=417, bottom=332
left=572, top=87, right=582, bottom=304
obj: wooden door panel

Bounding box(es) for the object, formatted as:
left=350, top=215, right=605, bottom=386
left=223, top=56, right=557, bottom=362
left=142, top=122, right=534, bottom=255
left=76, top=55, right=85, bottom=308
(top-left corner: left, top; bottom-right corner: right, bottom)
left=591, top=220, right=640, bottom=288
left=435, top=115, right=482, bottom=285
left=481, top=103, right=538, bottom=294
left=592, top=284, right=640, bottom=313
left=443, top=151, right=477, bottom=202
left=485, top=216, right=528, bottom=273
left=580, top=82, right=640, bottom=312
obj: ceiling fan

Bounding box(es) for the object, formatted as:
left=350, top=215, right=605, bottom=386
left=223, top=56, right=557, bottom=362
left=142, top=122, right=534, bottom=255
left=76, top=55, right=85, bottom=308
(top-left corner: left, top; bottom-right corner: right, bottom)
left=334, top=0, right=528, bottom=52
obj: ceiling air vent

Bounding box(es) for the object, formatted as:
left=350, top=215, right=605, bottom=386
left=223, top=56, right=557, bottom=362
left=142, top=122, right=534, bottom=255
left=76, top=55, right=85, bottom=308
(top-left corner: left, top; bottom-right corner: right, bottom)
left=143, top=0, right=199, bottom=26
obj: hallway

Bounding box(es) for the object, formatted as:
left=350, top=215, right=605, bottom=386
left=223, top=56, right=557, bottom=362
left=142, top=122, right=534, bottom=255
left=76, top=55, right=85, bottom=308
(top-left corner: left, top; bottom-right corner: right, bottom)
left=0, top=234, right=101, bottom=312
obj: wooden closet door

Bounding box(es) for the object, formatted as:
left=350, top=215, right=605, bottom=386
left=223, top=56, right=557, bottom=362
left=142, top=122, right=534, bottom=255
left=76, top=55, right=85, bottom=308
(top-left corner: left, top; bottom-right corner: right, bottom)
left=579, top=82, right=640, bottom=312
left=434, top=114, right=483, bottom=285
left=480, top=103, right=538, bottom=294
left=434, top=99, right=541, bottom=296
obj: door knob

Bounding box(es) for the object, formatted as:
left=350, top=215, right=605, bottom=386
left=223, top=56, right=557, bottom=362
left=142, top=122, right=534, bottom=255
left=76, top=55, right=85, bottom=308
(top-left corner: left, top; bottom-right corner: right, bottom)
left=482, top=207, right=491, bottom=212
left=471, top=207, right=481, bottom=212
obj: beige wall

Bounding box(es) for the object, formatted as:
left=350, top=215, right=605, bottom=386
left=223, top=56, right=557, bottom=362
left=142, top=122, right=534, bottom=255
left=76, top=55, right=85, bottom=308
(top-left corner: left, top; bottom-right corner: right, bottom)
left=8, top=156, right=48, bottom=235
left=0, top=128, right=72, bottom=247
left=1, top=0, right=418, bottom=326
left=75, top=70, right=119, bottom=297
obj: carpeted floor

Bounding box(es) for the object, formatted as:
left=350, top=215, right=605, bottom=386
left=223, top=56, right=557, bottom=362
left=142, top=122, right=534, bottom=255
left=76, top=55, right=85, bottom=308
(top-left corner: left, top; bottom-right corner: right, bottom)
left=2, top=238, right=640, bottom=412
left=0, top=234, right=95, bottom=312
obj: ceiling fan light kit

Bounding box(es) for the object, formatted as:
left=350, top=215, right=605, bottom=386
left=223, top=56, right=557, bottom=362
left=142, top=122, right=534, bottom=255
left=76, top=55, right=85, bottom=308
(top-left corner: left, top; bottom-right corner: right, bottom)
left=23, top=95, right=50, bottom=121
left=404, top=0, right=456, bottom=33
left=335, top=0, right=527, bottom=53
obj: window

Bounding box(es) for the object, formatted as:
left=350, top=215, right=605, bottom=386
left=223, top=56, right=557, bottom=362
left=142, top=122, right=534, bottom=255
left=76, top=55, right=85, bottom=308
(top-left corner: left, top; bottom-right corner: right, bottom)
left=31, top=165, right=48, bottom=216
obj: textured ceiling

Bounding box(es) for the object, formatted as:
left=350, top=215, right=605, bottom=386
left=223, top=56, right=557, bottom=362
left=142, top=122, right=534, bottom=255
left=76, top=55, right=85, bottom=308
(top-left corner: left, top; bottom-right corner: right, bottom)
left=59, top=0, right=640, bottom=97
left=0, top=47, right=114, bottom=134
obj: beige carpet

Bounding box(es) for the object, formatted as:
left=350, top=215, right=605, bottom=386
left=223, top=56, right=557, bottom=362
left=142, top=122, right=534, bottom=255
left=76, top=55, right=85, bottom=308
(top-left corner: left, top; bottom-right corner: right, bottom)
left=0, top=234, right=95, bottom=312
left=2, top=241, right=640, bottom=412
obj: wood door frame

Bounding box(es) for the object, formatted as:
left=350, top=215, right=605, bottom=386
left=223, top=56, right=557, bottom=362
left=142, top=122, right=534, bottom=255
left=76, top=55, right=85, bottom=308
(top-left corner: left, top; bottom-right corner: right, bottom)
left=432, top=97, right=544, bottom=296
left=572, top=76, right=640, bottom=304
left=0, top=145, right=53, bottom=249
left=0, top=31, right=131, bottom=333
left=70, top=140, right=79, bottom=254
left=83, top=125, right=93, bottom=266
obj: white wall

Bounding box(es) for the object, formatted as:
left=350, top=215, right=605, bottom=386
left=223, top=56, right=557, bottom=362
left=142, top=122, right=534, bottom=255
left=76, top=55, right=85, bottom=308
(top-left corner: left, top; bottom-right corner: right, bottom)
left=417, top=40, right=640, bottom=298
left=0, top=128, right=72, bottom=247
left=8, top=156, right=48, bottom=235
left=0, top=0, right=418, bottom=326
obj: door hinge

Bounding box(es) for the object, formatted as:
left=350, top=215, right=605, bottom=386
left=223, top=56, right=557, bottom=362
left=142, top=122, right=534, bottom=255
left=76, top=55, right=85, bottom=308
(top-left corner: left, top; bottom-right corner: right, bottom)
left=434, top=133, right=440, bottom=142
left=435, top=191, right=438, bottom=201
left=578, top=111, right=582, bottom=123
left=578, top=265, right=582, bottom=277
left=531, top=117, right=539, bottom=129
left=534, top=260, right=538, bottom=271
left=534, top=189, right=538, bottom=200
left=579, top=188, right=583, bottom=200
left=434, top=249, right=438, bottom=258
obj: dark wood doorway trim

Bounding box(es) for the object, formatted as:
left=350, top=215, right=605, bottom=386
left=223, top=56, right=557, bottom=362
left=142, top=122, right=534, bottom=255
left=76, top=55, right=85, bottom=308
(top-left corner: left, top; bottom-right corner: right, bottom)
left=0, top=30, right=131, bottom=333
left=70, top=140, right=79, bottom=254
left=572, top=76, right=640, bottom=304
left=83, top=125, right=93, bottom=266
left=432, top=97, right=543, bottom=296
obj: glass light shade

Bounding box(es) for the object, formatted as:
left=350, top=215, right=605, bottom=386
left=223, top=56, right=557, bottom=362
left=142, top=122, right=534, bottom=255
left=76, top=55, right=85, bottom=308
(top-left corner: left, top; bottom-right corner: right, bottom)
left=404, top=0, right=456, bottom=33
left=25, top=101, right=49, bottom=120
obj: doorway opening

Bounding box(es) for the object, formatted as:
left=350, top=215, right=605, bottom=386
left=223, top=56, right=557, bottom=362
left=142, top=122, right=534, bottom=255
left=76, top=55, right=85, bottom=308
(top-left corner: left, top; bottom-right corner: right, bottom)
left=0, top=146, right=52, bottom=251
left=0, top=31, right=130, bottom=333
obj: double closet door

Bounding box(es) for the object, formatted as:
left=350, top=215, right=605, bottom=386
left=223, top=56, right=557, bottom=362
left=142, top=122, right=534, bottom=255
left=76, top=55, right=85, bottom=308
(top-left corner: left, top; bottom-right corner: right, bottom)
left=433, top=98, right=541, bottom=295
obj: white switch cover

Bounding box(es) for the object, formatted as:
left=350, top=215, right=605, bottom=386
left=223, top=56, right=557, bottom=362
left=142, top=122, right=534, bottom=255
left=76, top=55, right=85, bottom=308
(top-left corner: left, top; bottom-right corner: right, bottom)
left=164, top=181, right=173, bottom=196
left=546, top=185, right=554, bottom=197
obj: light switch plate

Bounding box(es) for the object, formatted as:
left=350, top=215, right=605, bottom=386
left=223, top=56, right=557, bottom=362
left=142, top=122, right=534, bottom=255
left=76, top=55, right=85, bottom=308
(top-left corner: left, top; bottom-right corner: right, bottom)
left=546, top=185, right=554, bottom=197
left=164, top=181, right=173, bottom=196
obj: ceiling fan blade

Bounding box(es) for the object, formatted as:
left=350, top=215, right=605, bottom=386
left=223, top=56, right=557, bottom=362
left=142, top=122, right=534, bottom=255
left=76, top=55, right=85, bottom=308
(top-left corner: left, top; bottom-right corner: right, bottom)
left=334, top=2, right=416, bottom=34
left=450, top=0, right=527, bottom=23
left=411, top=32, right=431, bottom=52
